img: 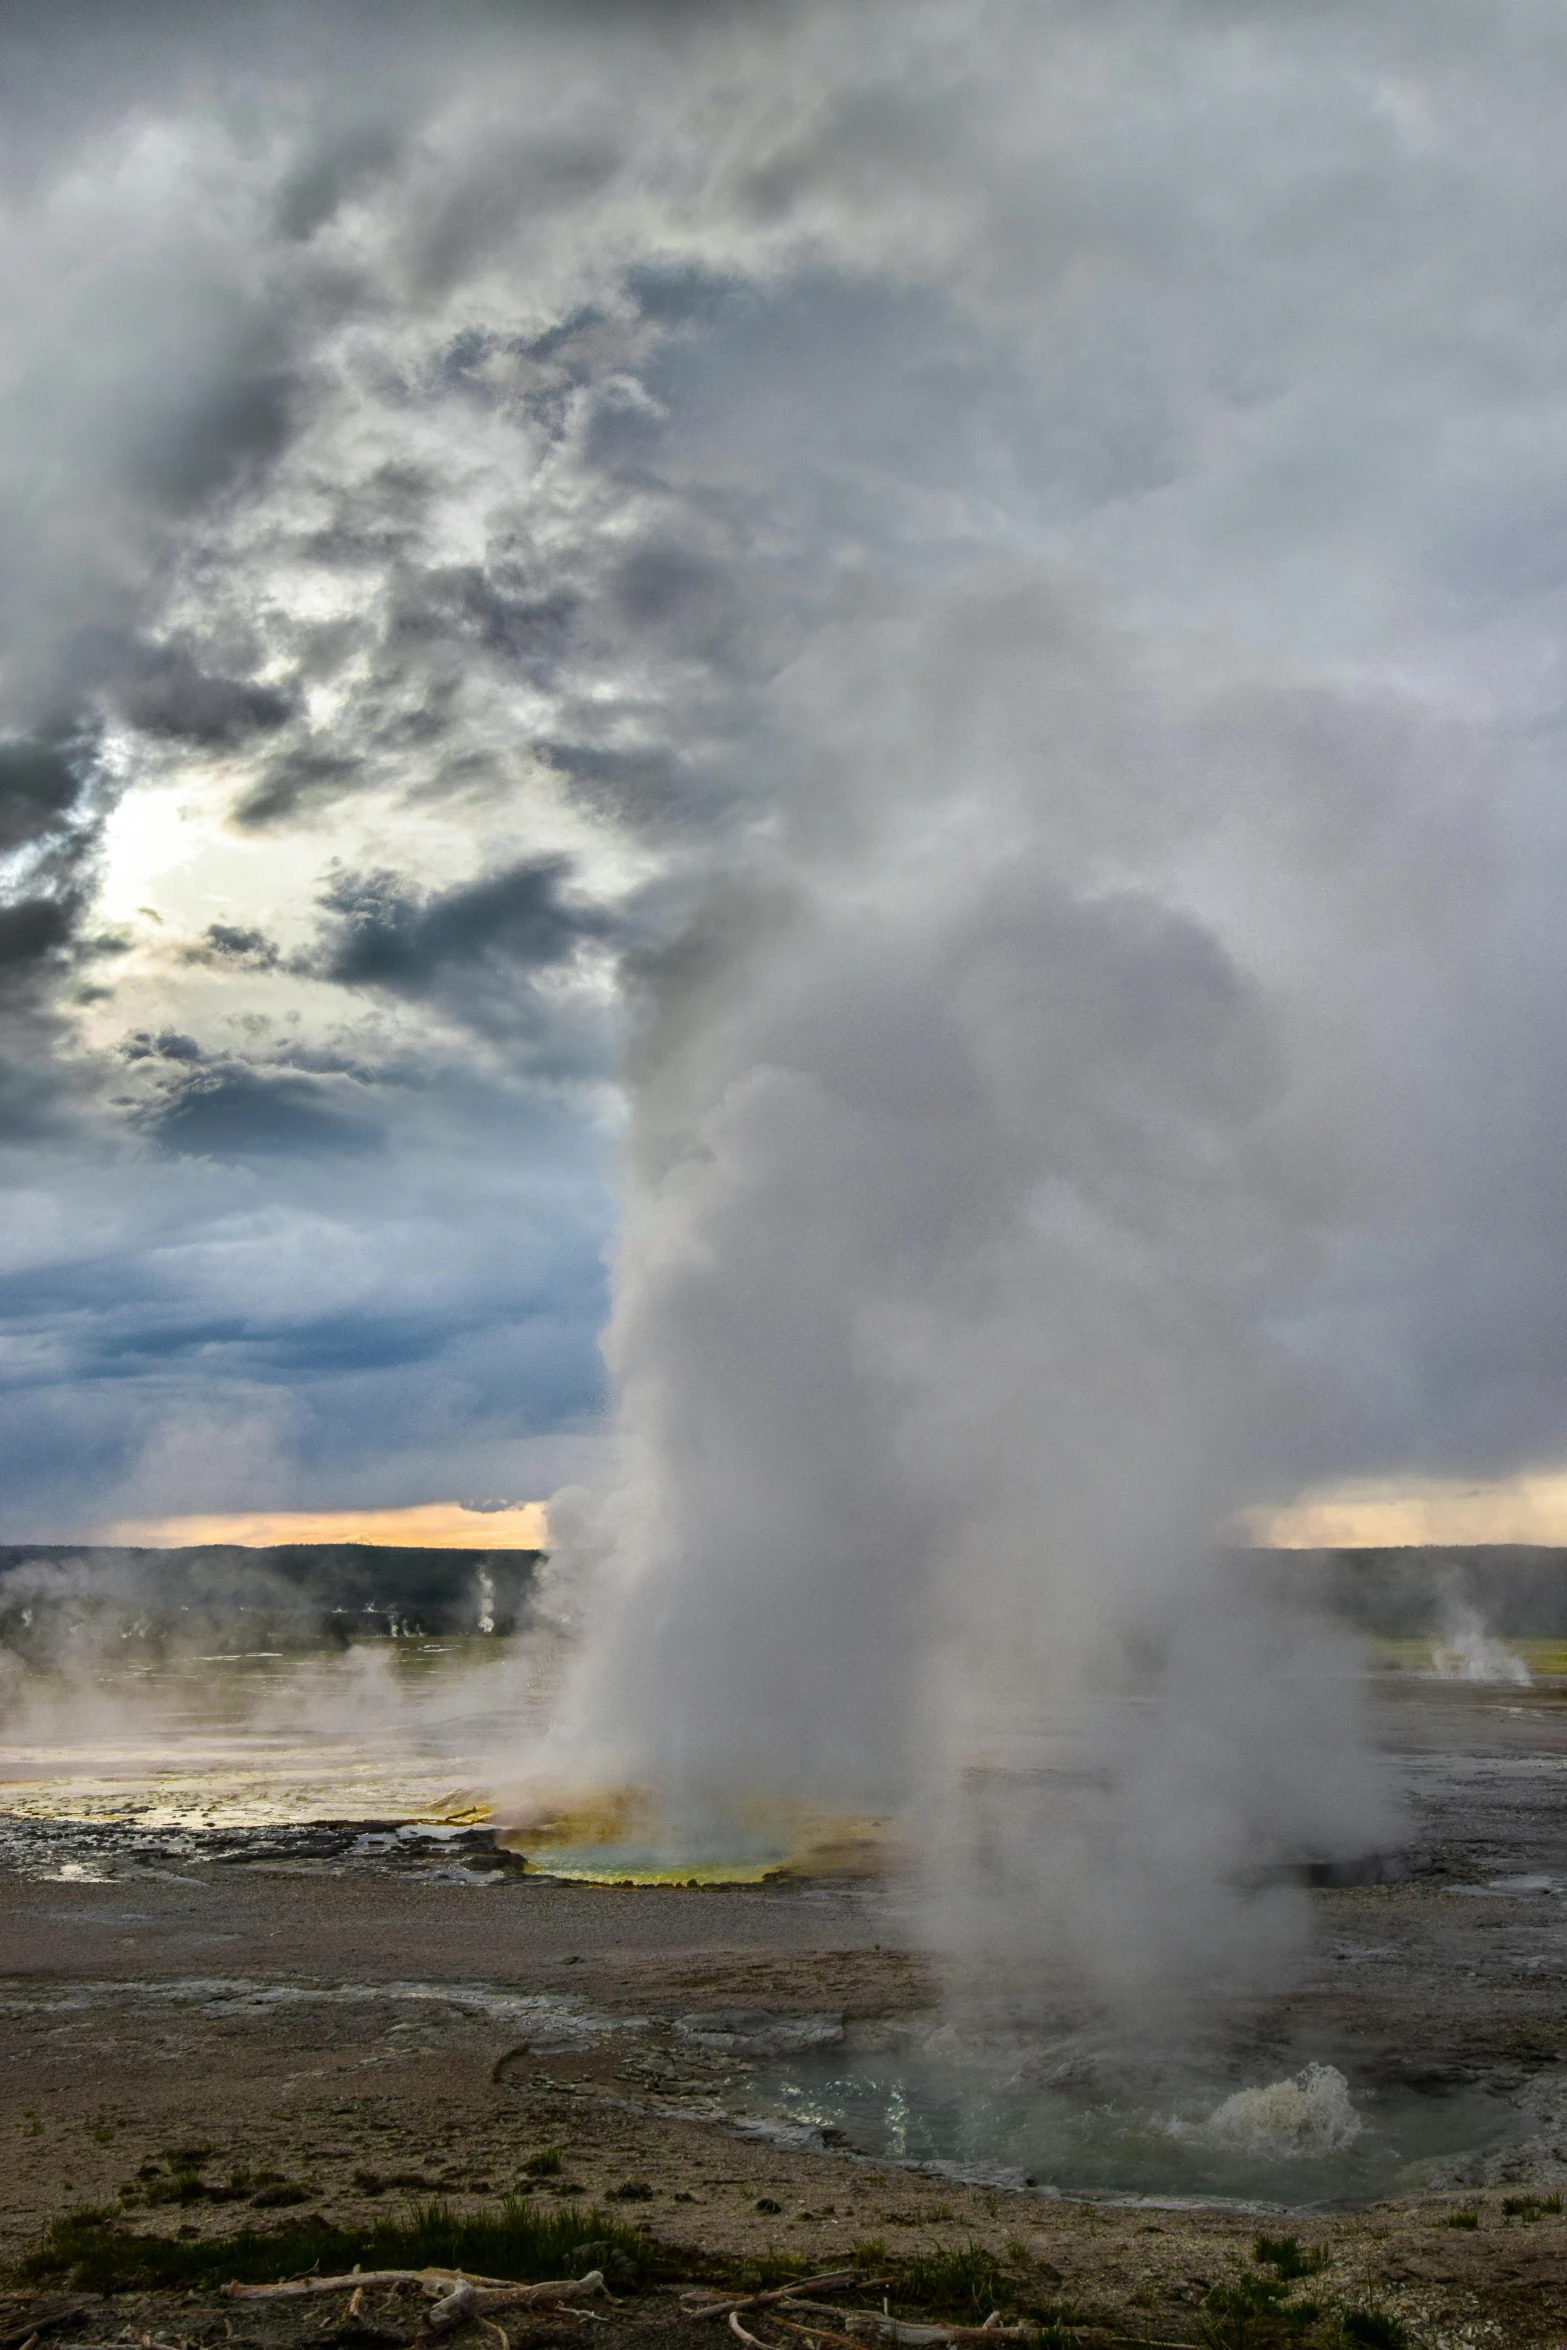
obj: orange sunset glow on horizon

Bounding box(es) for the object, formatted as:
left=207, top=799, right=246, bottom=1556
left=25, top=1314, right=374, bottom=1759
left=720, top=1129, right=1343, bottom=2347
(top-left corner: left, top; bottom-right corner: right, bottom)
left=1236, top=1469, right=1567, bottom=1550
left=86, top=1472, right=1567, bottom=1556
left=94, top=1500, right=550, bottom=1550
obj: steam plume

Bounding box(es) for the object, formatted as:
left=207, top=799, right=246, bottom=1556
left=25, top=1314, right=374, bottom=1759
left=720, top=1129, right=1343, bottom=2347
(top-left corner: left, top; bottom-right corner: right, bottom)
left=542, top=585, right=1406, bottom=2006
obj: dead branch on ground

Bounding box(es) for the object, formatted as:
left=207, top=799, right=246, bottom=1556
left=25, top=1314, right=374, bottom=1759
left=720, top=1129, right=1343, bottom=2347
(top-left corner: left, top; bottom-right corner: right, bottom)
left=224, top=2271, right=606, bottom=2325
left=427, top=2279, right=607, bottom=2334
left=685, top=2273, right=874, bottom=2322
left=721, top=2303, right=1058, bottom=2348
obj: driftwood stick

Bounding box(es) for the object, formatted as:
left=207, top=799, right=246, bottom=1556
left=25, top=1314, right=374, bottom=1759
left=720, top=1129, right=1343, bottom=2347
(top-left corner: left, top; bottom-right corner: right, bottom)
left=826, top=2325, right=941, bottom=2348
left=759, top=2310, right=865, bottom=2350
left=775, top=2310, right=914, bottom=2327
left=426, top=2278, right=608, bottom=2333
left=1, top=2301, right=94, bottom=2349
left=771, top=2309, right=947, bottom=2339
left=728, top=2317, right=767, bottom=2350
left=227, top=2270, right=518, bottom=2304
left=747, top=2331, right=1090, bottom=2350
left=760, top=2314, right=946, bottom=2349
left=228, top=2273, right=453, bottom=2302
left=941, top=2332, right=1040, bottom=2344
left=689, top=2274, right=864, bottom=2323
left=771, top=2312, right=1041, bottom=2348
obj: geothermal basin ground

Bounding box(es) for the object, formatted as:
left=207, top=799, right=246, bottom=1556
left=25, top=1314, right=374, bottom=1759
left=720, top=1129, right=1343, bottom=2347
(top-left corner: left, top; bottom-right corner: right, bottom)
left=6, top=1671, right=1567, bottom=2344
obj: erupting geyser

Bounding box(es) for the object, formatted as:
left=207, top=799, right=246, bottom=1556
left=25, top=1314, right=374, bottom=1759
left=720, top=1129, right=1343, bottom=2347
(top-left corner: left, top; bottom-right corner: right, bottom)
left=532, top=582, right=1418, bottom=2015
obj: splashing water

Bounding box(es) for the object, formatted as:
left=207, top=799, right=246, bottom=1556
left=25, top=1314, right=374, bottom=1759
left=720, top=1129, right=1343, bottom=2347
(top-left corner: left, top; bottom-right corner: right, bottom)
left=1196, top=2064, right=1362, bottom=2161
left=751, top=2030, right=1515, bottom=2206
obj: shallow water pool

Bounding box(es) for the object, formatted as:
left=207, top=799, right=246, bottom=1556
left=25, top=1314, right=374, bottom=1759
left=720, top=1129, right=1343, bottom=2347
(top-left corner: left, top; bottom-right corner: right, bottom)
left=749, top=2031, right=1522, bottom=2207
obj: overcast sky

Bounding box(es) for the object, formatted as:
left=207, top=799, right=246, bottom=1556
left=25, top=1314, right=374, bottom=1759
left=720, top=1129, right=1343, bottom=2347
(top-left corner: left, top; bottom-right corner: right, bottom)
left=5, top=1, right=1567, bottom=1542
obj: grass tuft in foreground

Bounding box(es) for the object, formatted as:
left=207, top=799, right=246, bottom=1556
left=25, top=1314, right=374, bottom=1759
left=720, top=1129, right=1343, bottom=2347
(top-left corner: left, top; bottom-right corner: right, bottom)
left=723, top=2238, right=1059, bottom=2325
left=732, top=2251, right=813, bottom=2290
left=892, top=2242, right=1016, bottom=2320
left=14, top=2198, right=660, bottom=2296
left=847, top=2237, right=1069, bottom=2325
left=1501, top=2191, right=1563, bottom=2223
left=1253, top=2235, right=1330, bottom=2282
left=1198, top=2239, right=1414, bottom=2350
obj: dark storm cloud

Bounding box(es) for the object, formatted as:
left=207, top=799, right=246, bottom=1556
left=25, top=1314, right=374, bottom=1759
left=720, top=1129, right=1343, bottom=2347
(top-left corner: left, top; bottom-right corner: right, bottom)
left=0, top=898, right=77, bottom=972
left=122, top=1029, right=204, bottom=1065
left=0, top=724, right=115, bottom=1138
left=71, top=633, right=296, bottom=747
left=181, top=923, right=283, bottom=971
left=318, top=857, right=613, bottom=993
left=308, top=856, right=625, bottom=1065
left=0, top=737, right=83, bottom=857
left=134, top=1056, right=384, bottom=1163
left=232, top=745, right=365, bottom=831
left=386, top=563, right=582, bottom=679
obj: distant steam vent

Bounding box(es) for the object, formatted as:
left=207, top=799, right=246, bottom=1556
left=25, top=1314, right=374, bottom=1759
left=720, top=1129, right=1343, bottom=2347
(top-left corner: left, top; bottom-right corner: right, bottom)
left=0, top=1543, right=542, bottom=1661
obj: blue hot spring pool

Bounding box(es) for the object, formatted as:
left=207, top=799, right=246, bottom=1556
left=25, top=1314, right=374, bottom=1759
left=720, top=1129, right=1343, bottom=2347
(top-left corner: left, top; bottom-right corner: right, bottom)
left=746, top=2028, right=1523, bottom=2207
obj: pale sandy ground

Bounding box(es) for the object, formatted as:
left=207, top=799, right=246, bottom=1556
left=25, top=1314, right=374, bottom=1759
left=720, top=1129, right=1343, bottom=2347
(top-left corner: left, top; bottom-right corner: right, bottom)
left=7, top=1677, right=1567, bottom=2343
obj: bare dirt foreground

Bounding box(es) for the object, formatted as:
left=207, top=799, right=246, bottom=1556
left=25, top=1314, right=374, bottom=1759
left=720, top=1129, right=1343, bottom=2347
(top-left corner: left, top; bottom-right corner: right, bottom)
left=4, top=1800, right=1567, bottom=2350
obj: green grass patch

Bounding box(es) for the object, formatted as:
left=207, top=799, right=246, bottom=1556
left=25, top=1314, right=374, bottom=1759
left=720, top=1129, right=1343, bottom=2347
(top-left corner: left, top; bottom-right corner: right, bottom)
left=1335, top=2313, right=1410, bottom=2350
left=734, top=2250, right=813, bottom=2290
left=125, top=2155, right=284, bottom=2210
left=1437, top=2206, right=1481, bottom=2230
left=1200, top=2271, right=1306, bottom=2344
left=14, top=2197, right=660, bottom=2296
left=1502, top=2190, right=1563, bottom=2223
left=893, top=2242, right=1013, bottom=2321
left=724, top=2239, right=1046, bottom=2325
left=1200, top=2268, right=1417, bottom=2350
left=844, top=2238, right=1051, bottom=2324
left=1253, top=2234, right=1329, bottom=2282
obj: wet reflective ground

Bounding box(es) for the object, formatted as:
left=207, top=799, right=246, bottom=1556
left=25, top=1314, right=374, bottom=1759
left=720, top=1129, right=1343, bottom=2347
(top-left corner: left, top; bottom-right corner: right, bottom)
left=6, top=1652, right=1567, bottom=2204
left=0, top=1632, right=559, bottom=1836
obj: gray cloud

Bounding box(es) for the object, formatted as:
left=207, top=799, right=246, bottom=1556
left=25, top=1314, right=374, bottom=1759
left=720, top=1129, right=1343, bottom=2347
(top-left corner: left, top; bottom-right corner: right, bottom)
left=139, top=1060, right=385, bottom=1161
left=319, top=857, right=610, bottom=989
left=182, top=923, right=283, bottom=971
left=0, top=736, right=84, bottom=858
left=307, top=857, right=624, bottom=1069
left=77, top=634, right=296, bottom=748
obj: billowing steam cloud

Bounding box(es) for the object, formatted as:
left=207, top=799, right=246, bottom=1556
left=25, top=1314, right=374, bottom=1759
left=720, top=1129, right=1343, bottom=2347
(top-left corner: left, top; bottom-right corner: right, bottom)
left=541, top=583, right=1413, bottom=2003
